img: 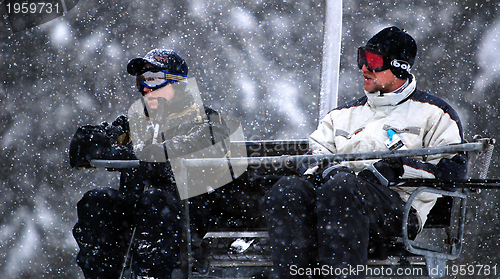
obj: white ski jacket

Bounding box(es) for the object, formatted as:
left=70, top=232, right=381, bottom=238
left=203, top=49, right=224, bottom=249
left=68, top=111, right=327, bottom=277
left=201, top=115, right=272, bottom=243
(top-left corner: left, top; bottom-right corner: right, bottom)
left=309, top=76, right=467, bottom=228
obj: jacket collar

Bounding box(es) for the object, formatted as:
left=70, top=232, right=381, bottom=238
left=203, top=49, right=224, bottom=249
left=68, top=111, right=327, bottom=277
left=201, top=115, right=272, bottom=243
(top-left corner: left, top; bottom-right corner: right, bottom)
left=364, top=74, right=416, bottom=107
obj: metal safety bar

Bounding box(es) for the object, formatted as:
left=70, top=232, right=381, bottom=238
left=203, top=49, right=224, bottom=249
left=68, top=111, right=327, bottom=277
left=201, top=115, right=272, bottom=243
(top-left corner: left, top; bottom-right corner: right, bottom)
left=183, top=139, right=494, bottom=169
left=91, top=138, right=494, bottom=170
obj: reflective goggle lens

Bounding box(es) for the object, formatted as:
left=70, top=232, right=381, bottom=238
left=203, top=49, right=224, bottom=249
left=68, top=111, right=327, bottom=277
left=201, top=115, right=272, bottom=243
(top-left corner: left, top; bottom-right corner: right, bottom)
left=142, top=71, right=169, bottom=88
left=136, top=69, right=188, bottom=93
left=358, top=47, right=385, bottom=72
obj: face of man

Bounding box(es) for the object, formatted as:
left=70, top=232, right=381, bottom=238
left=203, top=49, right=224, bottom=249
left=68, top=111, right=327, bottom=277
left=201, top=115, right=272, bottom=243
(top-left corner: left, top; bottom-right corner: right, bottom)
left=361, top=64, right=405, bottom=93
left=142, top=84, right=175, bottom=110
left=140, top=63, right=176, bottom=110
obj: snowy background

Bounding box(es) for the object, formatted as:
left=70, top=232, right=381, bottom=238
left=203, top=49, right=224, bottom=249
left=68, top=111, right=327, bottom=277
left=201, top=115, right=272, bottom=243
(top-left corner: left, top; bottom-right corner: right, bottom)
left=0, top=0, right=499, bottom=278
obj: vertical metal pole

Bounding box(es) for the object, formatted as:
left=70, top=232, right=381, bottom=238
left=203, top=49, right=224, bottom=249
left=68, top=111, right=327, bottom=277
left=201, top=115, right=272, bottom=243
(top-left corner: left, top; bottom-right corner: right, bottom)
left=180, top=199, right=192, bottom=279
left=179, top=161, right=192, bottom=279
left=319, top=0, right=342, bottom=120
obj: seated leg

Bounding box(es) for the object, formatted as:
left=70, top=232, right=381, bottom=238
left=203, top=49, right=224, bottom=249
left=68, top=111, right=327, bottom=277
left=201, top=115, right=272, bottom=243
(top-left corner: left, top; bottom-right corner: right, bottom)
left=260, top=175, right=318, bottom=278
left=261, top=171, right=420, bottom=279
left=132, top=188, right=183, bottom=279
left=316, top=172, right=417, bottom=276
left=73, top=187, right=133, bottom=279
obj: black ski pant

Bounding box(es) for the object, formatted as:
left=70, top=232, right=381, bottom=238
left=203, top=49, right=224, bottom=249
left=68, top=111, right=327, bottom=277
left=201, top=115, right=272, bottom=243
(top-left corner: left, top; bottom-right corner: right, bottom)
left=73, top=187, right=184, bottom=279
left=259, top=171, right=419, bottom=279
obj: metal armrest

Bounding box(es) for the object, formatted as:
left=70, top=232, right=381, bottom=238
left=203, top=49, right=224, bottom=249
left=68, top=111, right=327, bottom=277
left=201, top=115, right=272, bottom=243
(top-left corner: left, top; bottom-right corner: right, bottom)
left=401, top=186, right=467, bottom=278
left=90, top=159, right=140, bottom=168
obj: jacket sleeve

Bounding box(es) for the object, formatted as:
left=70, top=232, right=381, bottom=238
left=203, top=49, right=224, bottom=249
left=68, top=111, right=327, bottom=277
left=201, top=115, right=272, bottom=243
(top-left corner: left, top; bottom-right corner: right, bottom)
left=401, top=154, right=467, bottom=180
left=161, top=108, right=231, bottom=159
left=309, top=112, right=337, bottom=155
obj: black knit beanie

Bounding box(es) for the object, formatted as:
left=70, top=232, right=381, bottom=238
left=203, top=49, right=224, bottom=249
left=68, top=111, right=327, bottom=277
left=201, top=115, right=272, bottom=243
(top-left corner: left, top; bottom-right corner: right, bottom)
left=366, top=26, right=417, bottom=79
left=127, top=49, right=188, bottom=76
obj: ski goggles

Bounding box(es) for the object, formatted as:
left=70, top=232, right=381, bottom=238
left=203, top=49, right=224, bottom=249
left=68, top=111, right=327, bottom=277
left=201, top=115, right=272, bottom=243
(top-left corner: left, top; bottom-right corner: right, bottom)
left=136, top=69, right=188, bottom=93
left=357, top=47, right=388, bottom=72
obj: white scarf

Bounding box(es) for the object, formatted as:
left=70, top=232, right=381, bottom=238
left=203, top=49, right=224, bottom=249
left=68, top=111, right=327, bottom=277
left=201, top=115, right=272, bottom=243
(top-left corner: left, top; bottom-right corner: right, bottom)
left=365, top=75, right=416, bottom=107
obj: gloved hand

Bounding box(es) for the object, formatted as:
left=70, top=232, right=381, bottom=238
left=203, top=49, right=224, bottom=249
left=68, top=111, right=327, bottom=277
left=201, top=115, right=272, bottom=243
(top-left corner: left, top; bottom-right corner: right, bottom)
left=69, top=122, right=136, bottom=169
left=320, top=163, right=354, bottom=182
left=69, top=124, right=113, bottom=168
left=303, top=163, right=354, bottom=184
left=138, top=143, right=168, bottom=162
left=111, top=115, right=130, bottom=133
left=102, top=144, right=137, bottom=160
left=101, top=115, right=130, bottom=142
left=361, top=158, right=404, bottom=186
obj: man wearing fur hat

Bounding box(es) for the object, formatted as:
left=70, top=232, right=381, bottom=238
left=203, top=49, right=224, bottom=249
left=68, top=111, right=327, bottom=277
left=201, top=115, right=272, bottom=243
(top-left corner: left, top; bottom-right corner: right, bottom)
left=260, top=27, right=467, bottom=278
left=70, top=49, right=230, bottom=279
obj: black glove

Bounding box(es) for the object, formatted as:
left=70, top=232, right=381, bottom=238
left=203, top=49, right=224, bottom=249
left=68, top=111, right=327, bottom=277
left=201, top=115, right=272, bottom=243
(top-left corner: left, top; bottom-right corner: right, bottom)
left=111, top=115, right=130, bottom=132
left=320, top=163, right=354, bottom=182
left=138, top=144, right=168, bottom=162
left=98, top=115, right=130, bottom=142
left=107, top=115, right=130, bottom=140
left=69, top=123, right=136, bottom=169
left=360, top=158, right=404, bottom=186
left=103, top=144, right=137, bottom=160
left=303, top=163, right=354, bottom=185
left=69, top=124, right=112, bottom=168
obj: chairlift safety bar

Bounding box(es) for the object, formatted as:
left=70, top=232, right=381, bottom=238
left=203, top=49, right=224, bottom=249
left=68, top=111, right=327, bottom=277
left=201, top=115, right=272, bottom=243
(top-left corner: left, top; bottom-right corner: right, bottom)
left=182, top=140, right=491, bottom=169
left=91, top=138, right=494, bottom=170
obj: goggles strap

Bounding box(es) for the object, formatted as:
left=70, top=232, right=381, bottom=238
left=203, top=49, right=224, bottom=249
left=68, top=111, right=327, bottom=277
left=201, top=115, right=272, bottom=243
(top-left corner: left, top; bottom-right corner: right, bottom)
left=390, top=59, right=411, bottom=73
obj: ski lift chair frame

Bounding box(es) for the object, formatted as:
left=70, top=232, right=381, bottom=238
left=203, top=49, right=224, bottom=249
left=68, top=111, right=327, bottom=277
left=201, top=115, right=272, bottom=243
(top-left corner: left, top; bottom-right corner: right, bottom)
left=90, top=137, right=496, bottom=279
left=183, top=137, right=496, bottom=279
left=383, top=136, right=496, bottom=278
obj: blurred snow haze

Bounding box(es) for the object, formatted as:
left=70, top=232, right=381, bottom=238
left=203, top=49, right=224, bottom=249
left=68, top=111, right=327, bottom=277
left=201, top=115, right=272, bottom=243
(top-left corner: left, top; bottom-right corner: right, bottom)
left=1, top=0, right=500, bottom=278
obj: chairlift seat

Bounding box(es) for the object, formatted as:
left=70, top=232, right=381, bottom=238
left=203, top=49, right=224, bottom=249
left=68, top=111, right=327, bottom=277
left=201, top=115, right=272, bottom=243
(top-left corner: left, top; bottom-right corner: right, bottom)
left=192, top=138, right=494, bottom=279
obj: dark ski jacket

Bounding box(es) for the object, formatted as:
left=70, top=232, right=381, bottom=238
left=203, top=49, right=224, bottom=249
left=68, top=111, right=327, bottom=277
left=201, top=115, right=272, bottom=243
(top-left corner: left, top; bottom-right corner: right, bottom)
left=69, top=91, right=230, bottom=195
